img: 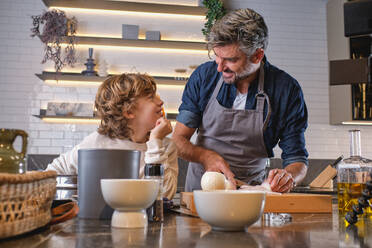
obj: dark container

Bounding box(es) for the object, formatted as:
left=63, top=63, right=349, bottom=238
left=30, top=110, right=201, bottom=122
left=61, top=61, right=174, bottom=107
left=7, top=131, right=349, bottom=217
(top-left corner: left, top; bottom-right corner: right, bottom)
left=144, top=163, right=164, bottom=222
left=78, top=149, right=140, bottom=219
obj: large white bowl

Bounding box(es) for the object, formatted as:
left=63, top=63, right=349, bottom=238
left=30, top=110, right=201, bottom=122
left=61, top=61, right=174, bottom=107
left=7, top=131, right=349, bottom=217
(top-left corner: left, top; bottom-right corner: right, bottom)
left=194, top=190, right=266, bottom=231
left=101, top=179, right=159, bottom=228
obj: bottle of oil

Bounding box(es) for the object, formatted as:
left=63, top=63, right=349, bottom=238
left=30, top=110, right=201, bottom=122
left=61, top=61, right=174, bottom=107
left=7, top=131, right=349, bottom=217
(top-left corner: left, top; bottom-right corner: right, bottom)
left=337, top=130, right=372, bottom=216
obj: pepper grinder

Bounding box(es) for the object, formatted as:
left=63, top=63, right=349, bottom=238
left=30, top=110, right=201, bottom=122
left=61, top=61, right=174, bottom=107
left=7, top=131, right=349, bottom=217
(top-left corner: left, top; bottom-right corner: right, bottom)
left=145, top=163, right=164, bottom=222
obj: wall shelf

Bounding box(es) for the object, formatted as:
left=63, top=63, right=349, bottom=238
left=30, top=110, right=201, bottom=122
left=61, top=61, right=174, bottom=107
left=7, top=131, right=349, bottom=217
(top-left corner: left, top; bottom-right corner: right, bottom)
left=36, top=0, right=184, bottom=126
left=33, top=115, right=99, bottom=120
left=33, top=110, right=178, bottom=124
left=329, top=58, right=370, bottom=85
left=61, top=36, right=206, bottom=51
left=33, top=114, right=100, bottom=124
left=36, top=71, right=187, bottom=86
left=42, top=0, right=206, bottom=16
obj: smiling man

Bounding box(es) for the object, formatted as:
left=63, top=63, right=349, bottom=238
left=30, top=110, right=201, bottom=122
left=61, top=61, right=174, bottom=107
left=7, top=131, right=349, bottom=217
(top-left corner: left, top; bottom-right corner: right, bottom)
left=172, top=8, right=309, bottom=193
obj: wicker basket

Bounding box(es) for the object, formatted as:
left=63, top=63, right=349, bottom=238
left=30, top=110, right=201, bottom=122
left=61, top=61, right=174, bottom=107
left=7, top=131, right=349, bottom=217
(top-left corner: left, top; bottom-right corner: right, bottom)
left=0, top=170, right=57, bottom=239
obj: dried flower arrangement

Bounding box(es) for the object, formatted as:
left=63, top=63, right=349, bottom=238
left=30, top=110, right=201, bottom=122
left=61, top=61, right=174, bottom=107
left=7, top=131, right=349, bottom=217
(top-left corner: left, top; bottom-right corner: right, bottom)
left=31, top=9, right=77, bottom=72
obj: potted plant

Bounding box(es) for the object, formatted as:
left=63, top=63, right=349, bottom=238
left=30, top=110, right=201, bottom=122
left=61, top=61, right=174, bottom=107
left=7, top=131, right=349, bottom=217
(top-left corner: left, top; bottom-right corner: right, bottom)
left=31, top=9, right=77, bottom=72
left=201, top=0, right=227, bottom=39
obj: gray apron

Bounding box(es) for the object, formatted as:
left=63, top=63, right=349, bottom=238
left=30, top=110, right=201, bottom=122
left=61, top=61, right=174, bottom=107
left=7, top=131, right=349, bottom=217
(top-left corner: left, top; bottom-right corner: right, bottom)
left=185, top=62, right=271, bottom=192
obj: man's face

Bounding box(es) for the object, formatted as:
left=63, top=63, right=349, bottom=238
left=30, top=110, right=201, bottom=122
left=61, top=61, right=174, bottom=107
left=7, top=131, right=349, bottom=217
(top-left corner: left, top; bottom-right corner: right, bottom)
left=213, top=44, right=257, bottom=84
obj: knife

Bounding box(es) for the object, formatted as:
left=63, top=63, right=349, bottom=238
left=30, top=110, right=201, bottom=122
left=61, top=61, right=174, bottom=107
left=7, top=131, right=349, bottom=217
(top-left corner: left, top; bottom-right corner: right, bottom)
left=330, top=155, right=344, bottom=168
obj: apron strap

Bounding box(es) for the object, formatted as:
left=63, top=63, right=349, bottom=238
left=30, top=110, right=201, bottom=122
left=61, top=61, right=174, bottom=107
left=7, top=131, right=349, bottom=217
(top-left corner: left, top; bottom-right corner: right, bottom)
left=210, top=74, right=224, bottom=100
left=255, top=62, right=271, bottom=131
left=210, top=64, right=271, bottom=131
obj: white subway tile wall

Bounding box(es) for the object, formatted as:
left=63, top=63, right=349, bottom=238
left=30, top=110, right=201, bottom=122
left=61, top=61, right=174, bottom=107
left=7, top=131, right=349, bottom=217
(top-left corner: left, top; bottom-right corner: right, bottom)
left=0, top=0, right=371, bottom=160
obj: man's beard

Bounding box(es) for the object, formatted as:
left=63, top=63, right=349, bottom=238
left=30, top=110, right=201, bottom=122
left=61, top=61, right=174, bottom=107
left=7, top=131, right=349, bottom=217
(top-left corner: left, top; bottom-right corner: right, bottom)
left=222, top=62, right=256, bottom=84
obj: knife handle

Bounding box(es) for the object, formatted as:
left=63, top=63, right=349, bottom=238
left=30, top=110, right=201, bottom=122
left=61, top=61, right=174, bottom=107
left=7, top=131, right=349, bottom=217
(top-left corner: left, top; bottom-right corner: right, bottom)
left=331, top=155, right=344, bottom=167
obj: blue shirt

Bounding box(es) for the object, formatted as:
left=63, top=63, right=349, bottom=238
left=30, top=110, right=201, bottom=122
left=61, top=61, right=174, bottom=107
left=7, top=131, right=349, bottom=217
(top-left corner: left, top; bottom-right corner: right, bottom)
left=176, top=58, right=309, bottom=167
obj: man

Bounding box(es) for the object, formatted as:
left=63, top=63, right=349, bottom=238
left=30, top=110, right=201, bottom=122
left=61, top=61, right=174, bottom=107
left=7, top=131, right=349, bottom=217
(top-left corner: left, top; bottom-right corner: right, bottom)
left=172, top=8, right=308, bottom=193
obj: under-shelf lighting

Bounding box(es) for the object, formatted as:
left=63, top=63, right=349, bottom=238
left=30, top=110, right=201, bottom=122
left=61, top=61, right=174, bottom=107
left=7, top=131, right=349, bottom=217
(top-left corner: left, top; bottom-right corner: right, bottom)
left=61, top=43, right=207, bottom=54
left=42, top=117, right=176, bottom=127
left=164, top=109, right=179, bottom=114
left=44, top=79, right=186, bottom=88
left=41, top=117, right=177, bottom=125
left=42, top=70, right=182, bottom=78
left=42, top=70, right=191, bottom=79
left=45, top=80, right=102, bottom=87
left=76, top=33, right=205, bottom=43
left=157, top=85, right=185, bottom=90
left=51, top=7, right=205, bottom=20
left=42, top=117, right=100, bottom=124
left=341, top=121, right=372, bottom=126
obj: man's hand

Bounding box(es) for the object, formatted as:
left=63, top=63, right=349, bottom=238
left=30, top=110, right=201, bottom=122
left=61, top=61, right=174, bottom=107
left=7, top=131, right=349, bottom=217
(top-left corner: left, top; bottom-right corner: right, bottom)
left=202, top=150, right=236, bottom=188
left=150, top=117, right=172, bottom=140
left=267, top=162, right=307, bottom=193
left=267, top=169, right=295, bottom=193
left=172, top=122, right=236, bottom=188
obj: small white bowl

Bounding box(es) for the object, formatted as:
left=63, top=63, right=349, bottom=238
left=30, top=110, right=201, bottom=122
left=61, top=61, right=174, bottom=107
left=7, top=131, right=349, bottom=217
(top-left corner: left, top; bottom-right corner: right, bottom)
left=101, top=179, right=159, bottom=228
left=194, top=190, right=266, bottom=231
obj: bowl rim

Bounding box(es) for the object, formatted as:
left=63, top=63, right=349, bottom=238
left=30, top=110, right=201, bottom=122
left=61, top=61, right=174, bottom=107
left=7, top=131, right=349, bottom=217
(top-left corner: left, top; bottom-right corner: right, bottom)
left=194, top=190, right=267, bottom=195
left=78, top=148, right=141, bottom=152
left=101, top=179, right=159, bottom=183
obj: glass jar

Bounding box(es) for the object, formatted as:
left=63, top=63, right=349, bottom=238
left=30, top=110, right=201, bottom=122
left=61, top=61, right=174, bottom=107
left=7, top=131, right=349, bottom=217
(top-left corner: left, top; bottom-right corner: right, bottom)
left=337, top=130, right=372, bottom=216
left=0, top=129, right=28, bottom=174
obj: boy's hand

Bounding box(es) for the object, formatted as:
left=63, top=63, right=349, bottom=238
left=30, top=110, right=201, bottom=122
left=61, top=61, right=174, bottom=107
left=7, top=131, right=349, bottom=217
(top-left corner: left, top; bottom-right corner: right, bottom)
left=150, top=117, right=172, bottom=140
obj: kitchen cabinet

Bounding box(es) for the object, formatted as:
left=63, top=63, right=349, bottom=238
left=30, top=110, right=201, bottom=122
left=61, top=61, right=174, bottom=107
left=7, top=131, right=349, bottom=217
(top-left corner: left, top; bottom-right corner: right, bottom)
left=327, top=0, right=372, bottom=125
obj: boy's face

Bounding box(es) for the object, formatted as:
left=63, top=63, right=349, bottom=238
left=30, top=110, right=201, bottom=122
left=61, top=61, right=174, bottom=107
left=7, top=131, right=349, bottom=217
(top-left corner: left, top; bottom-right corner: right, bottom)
left=133, top=94, right=164, bottom=131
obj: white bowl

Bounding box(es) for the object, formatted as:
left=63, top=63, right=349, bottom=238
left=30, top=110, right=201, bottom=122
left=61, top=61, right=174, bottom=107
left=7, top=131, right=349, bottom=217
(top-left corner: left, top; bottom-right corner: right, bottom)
left=101, top=179, right=159, bottom=228
left=194, top=190, right=266, bottom=231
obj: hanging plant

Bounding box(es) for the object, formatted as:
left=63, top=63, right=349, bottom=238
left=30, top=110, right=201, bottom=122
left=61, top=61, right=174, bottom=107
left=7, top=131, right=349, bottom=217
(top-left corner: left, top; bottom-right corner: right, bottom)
left=31, top=9, right=77, bottom=72
left=201, top=0, right=227, bottom=39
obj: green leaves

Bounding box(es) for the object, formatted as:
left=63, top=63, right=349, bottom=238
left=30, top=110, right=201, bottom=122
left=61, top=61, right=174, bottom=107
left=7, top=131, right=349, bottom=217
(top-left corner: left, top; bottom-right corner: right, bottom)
left=202, top=0, right=227, bottom=39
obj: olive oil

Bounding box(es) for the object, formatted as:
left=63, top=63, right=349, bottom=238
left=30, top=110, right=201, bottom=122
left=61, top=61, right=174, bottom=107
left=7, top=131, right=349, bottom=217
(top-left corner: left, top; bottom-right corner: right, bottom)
left=338, top=182, right=372, bottom=216
left=337, top=130, right=372, bottom=219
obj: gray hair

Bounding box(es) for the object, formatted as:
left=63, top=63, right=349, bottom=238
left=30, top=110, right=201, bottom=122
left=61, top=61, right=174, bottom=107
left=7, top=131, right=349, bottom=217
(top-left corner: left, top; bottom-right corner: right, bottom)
left=208, top=8, right=268, bottom=57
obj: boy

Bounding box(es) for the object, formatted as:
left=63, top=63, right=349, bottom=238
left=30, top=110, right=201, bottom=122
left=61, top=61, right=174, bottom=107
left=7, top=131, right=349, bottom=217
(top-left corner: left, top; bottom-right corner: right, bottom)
left=46, top=73, right=178, bottom=199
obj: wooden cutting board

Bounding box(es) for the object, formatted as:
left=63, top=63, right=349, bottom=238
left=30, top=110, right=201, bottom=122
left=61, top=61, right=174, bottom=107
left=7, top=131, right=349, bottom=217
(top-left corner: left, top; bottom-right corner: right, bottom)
left=180, top=192, right=332, bottom=215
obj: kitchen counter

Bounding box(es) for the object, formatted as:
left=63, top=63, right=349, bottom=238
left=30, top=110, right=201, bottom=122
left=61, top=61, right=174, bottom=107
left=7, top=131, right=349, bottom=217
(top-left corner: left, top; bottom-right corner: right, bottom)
left=1, top=206, right=371, bottom=248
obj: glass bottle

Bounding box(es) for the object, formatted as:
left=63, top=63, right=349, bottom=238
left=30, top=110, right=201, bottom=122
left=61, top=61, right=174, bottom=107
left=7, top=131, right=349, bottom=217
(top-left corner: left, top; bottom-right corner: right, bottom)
left=144, top=163, right=164, bottom=222
left=337, top=130, right=372, bottom=216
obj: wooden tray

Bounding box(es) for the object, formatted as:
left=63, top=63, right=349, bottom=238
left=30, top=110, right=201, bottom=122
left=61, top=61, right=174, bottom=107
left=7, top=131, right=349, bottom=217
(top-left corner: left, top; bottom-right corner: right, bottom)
left=180, top=192, right=332, bottom=216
